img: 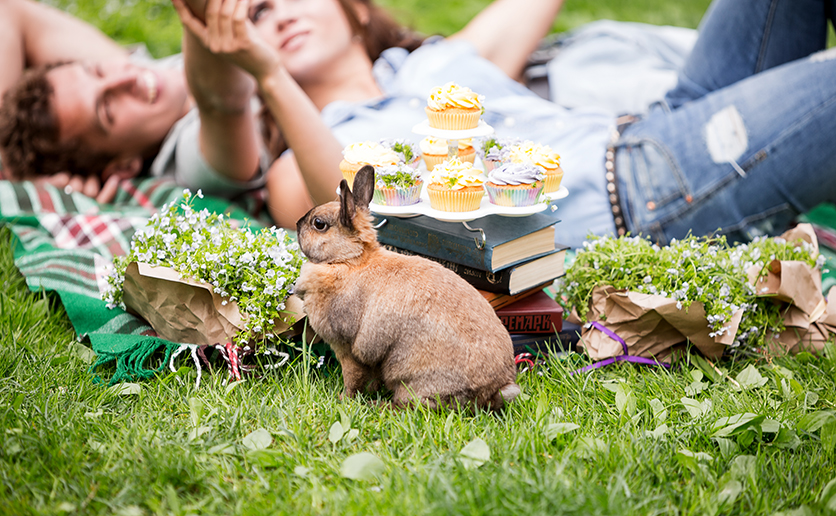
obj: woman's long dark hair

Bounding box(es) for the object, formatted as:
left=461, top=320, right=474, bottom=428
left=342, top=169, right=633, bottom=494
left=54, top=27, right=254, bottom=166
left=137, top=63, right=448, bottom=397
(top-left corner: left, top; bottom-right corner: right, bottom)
left=260, top=0, right=425, bottom=160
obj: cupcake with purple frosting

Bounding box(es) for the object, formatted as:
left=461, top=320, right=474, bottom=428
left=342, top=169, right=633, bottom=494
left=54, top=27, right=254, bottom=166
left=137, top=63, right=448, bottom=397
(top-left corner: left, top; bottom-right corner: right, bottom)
left=485, top=162, right=545, bottom=207
left=481, top=137, right=519, bottom=172
left=380, top=138, right=421, bottom=169
left=372, top=164, right=423, bottom=206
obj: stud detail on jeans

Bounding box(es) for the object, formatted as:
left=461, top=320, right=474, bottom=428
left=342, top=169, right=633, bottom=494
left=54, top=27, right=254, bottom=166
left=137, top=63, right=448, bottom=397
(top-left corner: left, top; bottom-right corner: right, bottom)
left=646, top=201, right=656, bottom=211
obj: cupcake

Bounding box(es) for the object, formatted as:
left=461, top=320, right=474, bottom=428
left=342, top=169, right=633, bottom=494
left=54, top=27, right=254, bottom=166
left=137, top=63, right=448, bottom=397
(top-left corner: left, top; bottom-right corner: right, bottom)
left=426, top=157, right=485, bottom=212
left=485, top=162, right=545, bottom=207
left=373, top=164, right=423, bottom=206
left=425, top=82, right=485, bottom=130
left=509, top=141, right=564, bottom=193
left=339, top=141, right=399, bottom=189
left=420, top=136, right=476, bottom=171
left=380, top=138, right=421, bottom=169
left=481, top=137, right=519, bottom=172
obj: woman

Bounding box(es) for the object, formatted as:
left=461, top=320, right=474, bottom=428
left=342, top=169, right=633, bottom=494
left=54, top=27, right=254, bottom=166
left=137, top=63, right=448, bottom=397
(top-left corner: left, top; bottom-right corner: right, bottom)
left=174, top=0, right=836, bottom=248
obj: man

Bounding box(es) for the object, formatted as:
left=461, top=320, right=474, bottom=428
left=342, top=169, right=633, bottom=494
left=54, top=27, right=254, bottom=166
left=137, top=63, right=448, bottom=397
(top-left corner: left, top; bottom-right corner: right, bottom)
left=0, top=0, right=270, bottom=205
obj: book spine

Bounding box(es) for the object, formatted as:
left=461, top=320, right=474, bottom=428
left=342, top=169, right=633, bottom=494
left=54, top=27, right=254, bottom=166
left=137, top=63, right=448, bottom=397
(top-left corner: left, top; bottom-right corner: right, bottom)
left=382, top=244, right=516, bottom=293
left=375, top=217, right=493, bottom=270
left=499, top=312, right=563, bottom=334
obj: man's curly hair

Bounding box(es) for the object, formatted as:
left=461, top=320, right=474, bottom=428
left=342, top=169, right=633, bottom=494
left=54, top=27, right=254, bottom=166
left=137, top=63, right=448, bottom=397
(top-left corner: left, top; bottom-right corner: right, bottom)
left=0, top=63, right=114, bottom=180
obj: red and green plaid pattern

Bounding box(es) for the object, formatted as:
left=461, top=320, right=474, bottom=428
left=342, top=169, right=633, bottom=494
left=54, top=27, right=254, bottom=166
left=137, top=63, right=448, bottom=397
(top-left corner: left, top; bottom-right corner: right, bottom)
left=0, top=177, right=269, bottom=384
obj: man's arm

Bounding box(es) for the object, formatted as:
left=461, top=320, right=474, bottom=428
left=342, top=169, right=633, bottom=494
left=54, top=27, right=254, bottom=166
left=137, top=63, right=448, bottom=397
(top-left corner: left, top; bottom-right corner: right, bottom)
left=178, top=0, right=262, bottom=183
left=449, top=0, right=565, bottom=81
left=1, top=0, right=127, bottom=98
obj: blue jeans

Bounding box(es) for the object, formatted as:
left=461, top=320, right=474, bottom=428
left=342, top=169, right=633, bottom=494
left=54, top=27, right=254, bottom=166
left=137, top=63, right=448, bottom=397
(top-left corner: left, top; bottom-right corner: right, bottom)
left=616, top=0, right=836, bottom=244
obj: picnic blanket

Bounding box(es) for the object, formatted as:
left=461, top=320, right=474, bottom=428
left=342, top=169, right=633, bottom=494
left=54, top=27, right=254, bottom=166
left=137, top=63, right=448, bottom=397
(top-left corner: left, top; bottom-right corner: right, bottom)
left=0, top=177, right=271, bottom=385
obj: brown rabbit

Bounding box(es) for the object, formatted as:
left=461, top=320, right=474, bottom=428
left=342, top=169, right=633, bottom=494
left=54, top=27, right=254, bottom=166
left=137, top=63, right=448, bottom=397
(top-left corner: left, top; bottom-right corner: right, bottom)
left=295, top=165, right=520, bottom=410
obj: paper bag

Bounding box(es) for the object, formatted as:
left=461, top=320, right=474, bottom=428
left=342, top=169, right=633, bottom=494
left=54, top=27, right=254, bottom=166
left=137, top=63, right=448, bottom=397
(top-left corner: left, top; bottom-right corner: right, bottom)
left=122, top=262, right=305, bottom=346
left=763, top=285, right=836, bottom=356
left=576, top=286, right=736, bottom=363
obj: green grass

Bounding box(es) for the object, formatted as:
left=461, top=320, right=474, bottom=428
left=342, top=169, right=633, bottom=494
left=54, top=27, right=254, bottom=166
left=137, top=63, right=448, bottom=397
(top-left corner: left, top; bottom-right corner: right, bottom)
left=4, top=1, right=836, bottom=514
left=44, top=0, right=713, bottom=58
left=3, top=217, right=836, bottom=515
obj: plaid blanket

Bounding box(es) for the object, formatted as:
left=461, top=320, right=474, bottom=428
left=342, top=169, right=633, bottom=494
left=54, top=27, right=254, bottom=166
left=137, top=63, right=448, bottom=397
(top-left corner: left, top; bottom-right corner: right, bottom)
left=0, top=177, right=269, bottom=385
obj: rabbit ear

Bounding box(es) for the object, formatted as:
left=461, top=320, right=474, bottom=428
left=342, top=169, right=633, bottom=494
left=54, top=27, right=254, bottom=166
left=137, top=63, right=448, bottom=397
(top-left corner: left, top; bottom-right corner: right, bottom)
left=353, top=165, right=375, bottom=209
left=339, top=178, right=356, bottom=228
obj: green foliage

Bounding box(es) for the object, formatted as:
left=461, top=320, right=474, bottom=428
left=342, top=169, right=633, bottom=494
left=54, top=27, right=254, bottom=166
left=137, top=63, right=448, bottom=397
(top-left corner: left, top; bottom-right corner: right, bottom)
left=45, top=0, right=183, bottom=58
left=559, top=233, right=823, bottom=352
left=375, top=164, right=422, bottom=188
left=102, top=190, right=305, bottom=350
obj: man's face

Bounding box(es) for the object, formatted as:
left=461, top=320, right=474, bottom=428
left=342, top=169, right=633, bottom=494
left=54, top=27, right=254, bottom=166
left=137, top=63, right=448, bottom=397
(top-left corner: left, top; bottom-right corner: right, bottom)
left=48, top=60, right=191, bottom=168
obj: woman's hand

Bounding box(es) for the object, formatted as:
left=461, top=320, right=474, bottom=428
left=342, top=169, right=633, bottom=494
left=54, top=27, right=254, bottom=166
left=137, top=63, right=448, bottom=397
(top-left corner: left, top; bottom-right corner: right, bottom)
left=172, top=0, right=281, bottom=81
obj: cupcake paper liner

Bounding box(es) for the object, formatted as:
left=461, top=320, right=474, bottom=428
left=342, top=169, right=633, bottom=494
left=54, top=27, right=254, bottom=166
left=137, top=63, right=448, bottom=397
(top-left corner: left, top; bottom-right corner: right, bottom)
left=543, top=169, right=564, bottom=193
left=485, top=183, right=544, bottom=207
left=427, top=187, right=484, bottom=212
left=373, top=183, right=423, bottom=206
left=340, top=169, right=358, bottom=190
left=422, top=154, right=447, bottom=172
left=425, top=107, right=481, bottom=130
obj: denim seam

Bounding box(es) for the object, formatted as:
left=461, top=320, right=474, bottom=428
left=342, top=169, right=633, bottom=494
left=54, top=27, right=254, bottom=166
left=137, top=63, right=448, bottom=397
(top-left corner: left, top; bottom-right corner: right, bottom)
left=745, top=93, right=836, bottom=175
left=723, top=202, right=791, bottom=235
left=755, top=0, right=780, bottom=74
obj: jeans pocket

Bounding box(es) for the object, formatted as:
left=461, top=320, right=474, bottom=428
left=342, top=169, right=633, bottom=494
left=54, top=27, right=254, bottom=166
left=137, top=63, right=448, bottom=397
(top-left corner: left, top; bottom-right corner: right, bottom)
left=625, top=138, right=691, bottom=216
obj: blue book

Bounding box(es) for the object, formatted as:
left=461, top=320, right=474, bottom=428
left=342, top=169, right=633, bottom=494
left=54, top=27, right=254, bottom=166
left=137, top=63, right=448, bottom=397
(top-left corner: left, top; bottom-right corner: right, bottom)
left=372, top=210, right=561, bottom=272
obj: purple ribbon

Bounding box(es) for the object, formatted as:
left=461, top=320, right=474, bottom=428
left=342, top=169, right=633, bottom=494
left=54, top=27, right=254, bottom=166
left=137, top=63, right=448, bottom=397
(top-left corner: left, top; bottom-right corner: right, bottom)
left=571, top=321, right=671, bottom=375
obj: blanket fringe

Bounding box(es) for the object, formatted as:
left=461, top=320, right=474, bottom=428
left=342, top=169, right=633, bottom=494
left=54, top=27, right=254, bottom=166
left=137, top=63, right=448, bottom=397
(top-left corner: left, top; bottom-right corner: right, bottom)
left=89, top=339, right=179, bottom=386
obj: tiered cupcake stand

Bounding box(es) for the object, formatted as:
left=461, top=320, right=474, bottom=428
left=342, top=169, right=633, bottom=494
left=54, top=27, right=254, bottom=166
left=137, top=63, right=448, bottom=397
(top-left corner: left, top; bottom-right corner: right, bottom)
left=368, top=120, right=568, bottom=249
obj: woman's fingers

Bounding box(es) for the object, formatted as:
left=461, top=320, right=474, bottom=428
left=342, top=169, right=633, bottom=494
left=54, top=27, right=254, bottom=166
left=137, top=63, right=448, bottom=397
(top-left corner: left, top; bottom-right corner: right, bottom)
left=232, top=0, right=250, bottom=40
left=172, top=0, right=210, bottom=43
left=217, top=0, right=239, bottom=49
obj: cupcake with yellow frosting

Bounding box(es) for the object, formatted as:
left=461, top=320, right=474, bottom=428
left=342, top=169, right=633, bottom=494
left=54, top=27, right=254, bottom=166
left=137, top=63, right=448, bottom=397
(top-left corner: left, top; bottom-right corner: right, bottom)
left=426, top=157, right=485, bottom=212
left=509, top=141, right=564, bottom=193
left=339, top=141, right=399, bottom=189
left=373, top=164, right=423, bottom=206
left=420, top=136, right=475, bottom=171
left=425, top=82, right=485, bottom=130
left=485, top=162, right=545, bottom=207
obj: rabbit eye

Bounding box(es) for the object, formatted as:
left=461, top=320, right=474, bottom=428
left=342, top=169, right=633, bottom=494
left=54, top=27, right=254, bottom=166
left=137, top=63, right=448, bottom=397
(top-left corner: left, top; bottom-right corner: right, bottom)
left=312, top=217, right=328, bottom=231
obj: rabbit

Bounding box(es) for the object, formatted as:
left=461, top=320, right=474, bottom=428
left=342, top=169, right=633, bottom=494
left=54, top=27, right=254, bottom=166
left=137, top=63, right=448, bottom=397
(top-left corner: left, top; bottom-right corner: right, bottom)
left=295, top=165, right=521, bottom=410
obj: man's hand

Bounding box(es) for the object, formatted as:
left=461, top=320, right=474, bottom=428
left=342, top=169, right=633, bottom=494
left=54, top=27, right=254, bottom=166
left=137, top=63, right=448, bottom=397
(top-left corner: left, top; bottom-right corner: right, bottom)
left=35, top=171, right=125, bottom=204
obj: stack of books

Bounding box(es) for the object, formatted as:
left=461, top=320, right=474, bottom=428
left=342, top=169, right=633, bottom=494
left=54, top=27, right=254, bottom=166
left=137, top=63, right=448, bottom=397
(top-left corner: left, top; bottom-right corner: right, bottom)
left=373, top=211, right=579, bottom=354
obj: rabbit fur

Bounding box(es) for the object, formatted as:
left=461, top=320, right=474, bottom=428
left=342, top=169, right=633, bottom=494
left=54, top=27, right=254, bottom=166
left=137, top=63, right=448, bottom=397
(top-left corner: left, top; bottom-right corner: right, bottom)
left=295, top=165, right=520, bottom=410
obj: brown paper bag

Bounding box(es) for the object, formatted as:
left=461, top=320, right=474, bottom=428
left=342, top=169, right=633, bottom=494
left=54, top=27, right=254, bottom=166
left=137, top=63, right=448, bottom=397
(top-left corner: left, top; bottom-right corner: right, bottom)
left=575, top=223, right=833, bottom=363
left=764, top=286, right=836, bottom=356
left=122, top=262, right=305, bottom=346
left=577, top=286, right=736, bottom=363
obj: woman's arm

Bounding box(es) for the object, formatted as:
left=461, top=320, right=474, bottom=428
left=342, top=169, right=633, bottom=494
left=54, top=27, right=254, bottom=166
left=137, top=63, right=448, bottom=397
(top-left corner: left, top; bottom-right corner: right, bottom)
left=174, top=0, right=262, bottom=183
left=449, top=0, right=565, bottom=80
left=173, top=0, right=342, bottom=220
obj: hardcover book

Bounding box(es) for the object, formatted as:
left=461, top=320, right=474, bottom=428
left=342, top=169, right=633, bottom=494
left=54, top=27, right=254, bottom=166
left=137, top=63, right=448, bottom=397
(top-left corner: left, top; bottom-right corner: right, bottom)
left=510, top=321, right=581, bottom=356
left=496, top=289, right=564, bottom=334
left=382, top=245, right=567, bottom=295
left=373, top=210, right=561, bottom=272
left=479, top=285, right=545, bottom=310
